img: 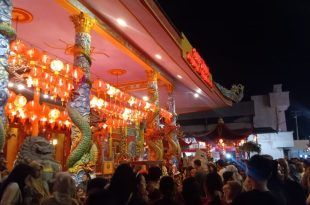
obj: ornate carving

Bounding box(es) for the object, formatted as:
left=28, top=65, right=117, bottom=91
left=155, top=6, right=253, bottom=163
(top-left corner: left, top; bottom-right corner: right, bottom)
left=15, top=136, right=61, bottom=185
left=70, top=12, right=95, bottom=34
left=215, top=83, right=244, bottom=103
left=68, top=12, right=95, bottom=172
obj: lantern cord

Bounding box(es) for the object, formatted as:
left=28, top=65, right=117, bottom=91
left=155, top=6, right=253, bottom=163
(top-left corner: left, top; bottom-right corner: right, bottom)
left=15, top=16, right=19, bottom=36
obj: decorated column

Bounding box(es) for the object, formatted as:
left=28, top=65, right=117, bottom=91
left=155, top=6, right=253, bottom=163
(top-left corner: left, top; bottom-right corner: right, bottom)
left=146, top=70, right=163, bottom=161
left=67, top=12, right=95, bottom=171
left=166, top=85, right=181, bottom=158
left=0, top=1, right=14, bottom=150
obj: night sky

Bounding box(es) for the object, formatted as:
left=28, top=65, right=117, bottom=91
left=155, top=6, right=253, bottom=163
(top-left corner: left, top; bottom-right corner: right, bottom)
left=157, top=0, right=310, bottom=139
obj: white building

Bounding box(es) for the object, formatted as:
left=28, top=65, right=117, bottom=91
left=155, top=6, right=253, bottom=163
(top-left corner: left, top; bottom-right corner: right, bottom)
left=250, top=84, right=294, bottom=159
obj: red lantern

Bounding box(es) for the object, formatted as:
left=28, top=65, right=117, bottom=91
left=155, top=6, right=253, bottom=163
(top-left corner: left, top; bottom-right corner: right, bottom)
left=10, top=40, right=27, bottom=53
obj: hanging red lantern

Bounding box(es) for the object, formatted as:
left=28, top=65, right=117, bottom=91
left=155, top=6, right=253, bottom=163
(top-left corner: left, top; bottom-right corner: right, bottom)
left=26, top=48, right=41, bottom=60
left=10, top=40, right=27, bottom=53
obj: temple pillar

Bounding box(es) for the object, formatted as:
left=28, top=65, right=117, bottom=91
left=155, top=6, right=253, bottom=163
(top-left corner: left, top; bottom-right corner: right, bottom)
left=135, top=121, right=145, bottom=160
left=166, top=85, right=181, bottom=158
left=0, top=1, right=14, bottom=150
left=66, top=12, right=95, bottom=170
left=146, top=70, right=163, bottom=161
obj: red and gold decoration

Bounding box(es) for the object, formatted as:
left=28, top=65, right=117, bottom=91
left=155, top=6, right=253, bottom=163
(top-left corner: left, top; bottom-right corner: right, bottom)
left=186, top=48, right=213, bottom=88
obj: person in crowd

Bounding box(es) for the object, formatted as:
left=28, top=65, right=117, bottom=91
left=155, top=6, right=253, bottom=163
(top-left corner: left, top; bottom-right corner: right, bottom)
left=222, top=171, right=234, bottom=185
left=223, top=181, right=242, bottom=205
left=41, top=172, right=79, bottom=205
left=86, top=177, right=108, bottom=196
left=194, top=159, right=207, bottom=198
left=216, top=159, right=227, bottom=179
left=203, top=172, right=225, bottom=205
left=182, top=177, right=203, bottom=205
left=207, top=163, right=218, bottom=174
left=278, top=158, right=306, bottom=205
left=190, top=167, right=197, bottom=177
left=147, top=166, right=162, bottom=203
left=232, top=155, right=284, bottom=205
left=225, top=165, right=243, bottom=184
left=23, top=161, right=49, bottom=205
left=78, top=172, right=91, bottom=193
left=267, top=160, right=286, bottom=205
left=153, top=176, right=180, bottom=205
left=184, top=166, right=194, bottom=178
left=108, top=163, right=138, bottom=205
left=0, top=163, right=35, bottom=205
left=194, top=159, right=205, bottom=173
left=129, top=173, right=148, bottom=205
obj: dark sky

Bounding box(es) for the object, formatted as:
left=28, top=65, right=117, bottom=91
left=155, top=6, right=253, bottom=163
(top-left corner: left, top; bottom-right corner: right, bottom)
left=157, top=0, right=310, bottom=139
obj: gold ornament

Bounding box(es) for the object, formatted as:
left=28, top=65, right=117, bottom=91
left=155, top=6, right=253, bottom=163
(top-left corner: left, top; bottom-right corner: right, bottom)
left=70, top=12, right=95, bottom=33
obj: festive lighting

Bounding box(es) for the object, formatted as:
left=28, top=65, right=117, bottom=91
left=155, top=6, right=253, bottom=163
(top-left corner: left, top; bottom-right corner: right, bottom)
left=194, top=93, right=199, bottom=98
left=52, top=139, right=58, bottom=145
left=50, top=59, right=64, bottom=73
left=14, top=95, right=27, bottom=107
left=225, top=153, right=232, bottom=159
left=116, top=18, right=127, bottom=27
left=17, top=84, right=25, bottom=91
left=177, top=75, right=183, bottom=79
left=142, top=96, right=149, bottom=101
left=49, top=109, right=60, bottom=120
left=155, top=54, right=162, bottom=60
left=8, top=82, right=14, bottom=88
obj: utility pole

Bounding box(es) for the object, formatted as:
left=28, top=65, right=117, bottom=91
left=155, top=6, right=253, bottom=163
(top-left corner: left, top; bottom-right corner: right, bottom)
left=291, top=111, right=302, bottom=140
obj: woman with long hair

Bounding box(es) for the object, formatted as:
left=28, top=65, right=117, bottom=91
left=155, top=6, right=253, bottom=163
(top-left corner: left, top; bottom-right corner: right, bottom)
left=0, top=163, right=35, bottom=205
left=108, top=163, right=136, bottom=204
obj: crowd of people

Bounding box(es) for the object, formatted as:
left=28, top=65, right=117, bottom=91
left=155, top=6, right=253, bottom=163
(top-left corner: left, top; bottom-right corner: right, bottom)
left=0, top=154, right=309, bottom=205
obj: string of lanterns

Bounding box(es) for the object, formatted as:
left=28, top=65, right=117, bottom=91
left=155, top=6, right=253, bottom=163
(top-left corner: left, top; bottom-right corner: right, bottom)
left=6, top=39, right=173, bottom=130
left=6, top=91, right=71, bottom=129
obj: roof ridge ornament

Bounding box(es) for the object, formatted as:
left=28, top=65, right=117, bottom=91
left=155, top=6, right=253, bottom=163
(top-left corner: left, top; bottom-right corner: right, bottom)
left=215, top=83, right=244, bottom=103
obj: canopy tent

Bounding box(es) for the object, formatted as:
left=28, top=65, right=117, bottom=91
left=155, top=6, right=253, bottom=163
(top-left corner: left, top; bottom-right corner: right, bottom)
left=195, top=118, right=252, bottom=142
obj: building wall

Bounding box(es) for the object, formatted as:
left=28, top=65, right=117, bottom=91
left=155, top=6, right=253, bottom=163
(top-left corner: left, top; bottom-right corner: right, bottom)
left=251, top=84, right=289, bottom=131
left=248, top=132, right=294, bottom=159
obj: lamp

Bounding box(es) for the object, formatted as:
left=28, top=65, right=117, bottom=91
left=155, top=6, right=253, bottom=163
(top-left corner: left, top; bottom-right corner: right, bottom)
left=14, top=95, right=27, bottom=107
left=50, top=59, right=64, bottom=73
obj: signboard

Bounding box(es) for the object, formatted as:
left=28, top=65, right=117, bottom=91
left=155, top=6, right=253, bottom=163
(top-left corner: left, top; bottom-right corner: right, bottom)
left=186, top=48, right=213, bottom=88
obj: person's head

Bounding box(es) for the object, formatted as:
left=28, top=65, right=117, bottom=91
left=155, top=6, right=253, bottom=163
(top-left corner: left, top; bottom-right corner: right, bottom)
left=205, top=172, right=223, bottom=196
left=29, top=161, right=43, bottom=178
left=0, top=163, right=35, bottom=198
left=194, top=159, right=202, bottom=169
left=223, top=181, right=242, bottom=203
left=83, top=172, right=91, bottom=182
left=216, top=159, right=226, bottom=170
left=86, top=177, right=108, bottom=195
left=159, top=176, right=176, bottom=198
left=246, top=155, right=273, bottom=189
left=182, top=177, right=202, bottom=205
left=109, top=163, right=136, bottom=203
left=53, top=172, right=76, bottom=196
left=278, top=158, right=289, bottom=179
left=190, top=168, right=197, bottom=177
left=223, top=171, right=234, bottom=184
left=148, top=166, right=162, bottom=182
left=207, top=163, right=217, bottom=173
